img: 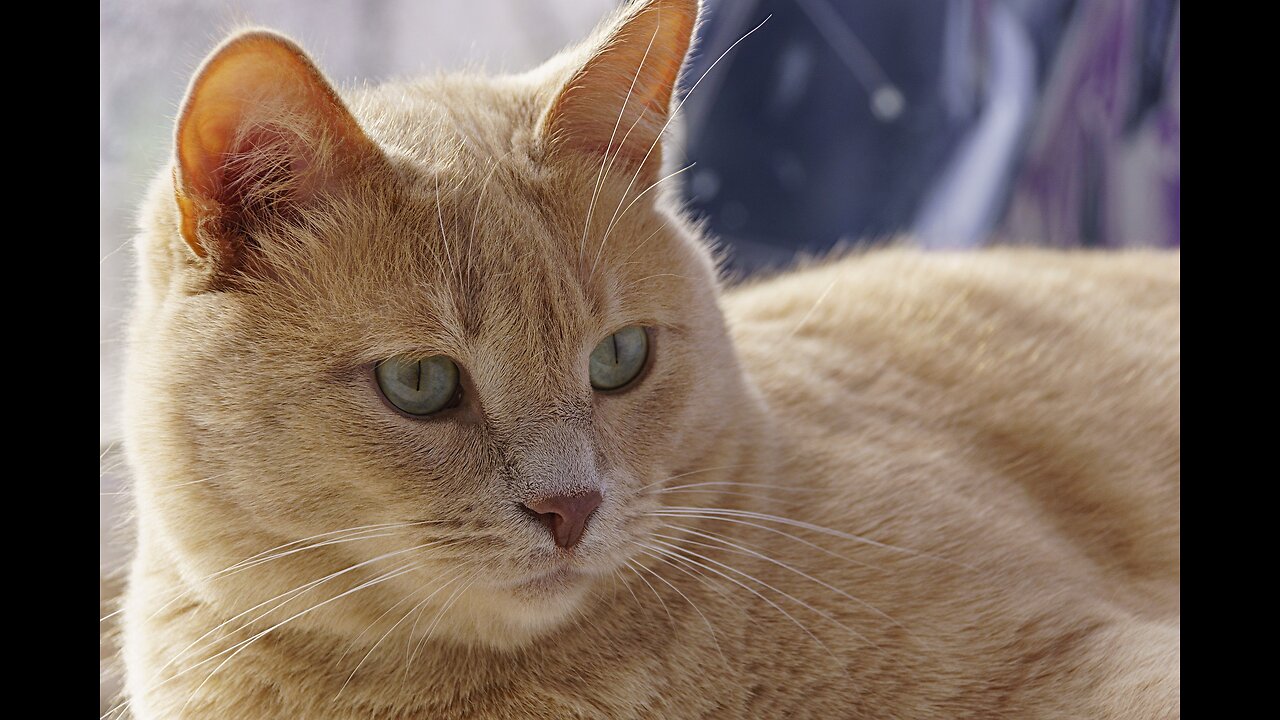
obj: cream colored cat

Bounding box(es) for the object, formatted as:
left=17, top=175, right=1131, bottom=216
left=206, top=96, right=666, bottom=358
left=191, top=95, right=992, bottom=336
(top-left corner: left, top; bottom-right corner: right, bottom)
left=115, top=1, right=1180, bottom=717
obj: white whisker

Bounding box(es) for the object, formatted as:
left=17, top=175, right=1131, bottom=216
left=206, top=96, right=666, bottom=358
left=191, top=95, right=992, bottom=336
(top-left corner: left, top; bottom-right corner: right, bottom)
left=581, top=23, right=660, bottom=262
left=157, top=539, right=451, bottom=678
left=599, top=15, right=773, bottom=259
left=631, top=553, right=729, bottom=668
left=625, top=558, right=674, bottom=628
left=656, top=524, right=921, bottom=643
left=613, top=568, right=644, bottom=611
left=647, top=536, right=901, bottom=664
left=112, top=521, right=445, bottom=627
left=467, top=148, right=516, bottom=277
left=595, top=163, right=696, bottom=272
left=656, top=480, right=833, bottom=495
left=658, top=506, right=973, bottom=569
left=173, top=561, right=423, bottom=716
left=635, top=462, right=772, bottom=493
left=637, top=539, right=849, bottom=679
left=336, top=569, right=471, bottom=700
left=407, top=573, right=477, bottom=670
left=647, top=511, right=881, bottom=572
left=782, top=274, right=841, bottom=342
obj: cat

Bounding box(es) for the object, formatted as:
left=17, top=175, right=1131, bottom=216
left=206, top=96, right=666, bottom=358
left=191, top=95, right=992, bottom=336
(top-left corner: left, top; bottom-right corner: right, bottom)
left=113, top=0, right=1180, bottom=717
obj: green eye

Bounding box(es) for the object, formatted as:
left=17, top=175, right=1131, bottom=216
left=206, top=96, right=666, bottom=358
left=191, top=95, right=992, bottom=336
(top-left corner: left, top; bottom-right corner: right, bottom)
left=375, top=356, right=461, bottom=416
left=589, top=326, right=649, bottom=391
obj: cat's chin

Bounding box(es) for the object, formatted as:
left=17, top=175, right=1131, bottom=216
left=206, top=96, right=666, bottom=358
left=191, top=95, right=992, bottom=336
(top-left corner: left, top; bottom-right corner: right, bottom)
left=430, top=570, right=599, bottom=650
left=506, top=566, right=586, bottom=595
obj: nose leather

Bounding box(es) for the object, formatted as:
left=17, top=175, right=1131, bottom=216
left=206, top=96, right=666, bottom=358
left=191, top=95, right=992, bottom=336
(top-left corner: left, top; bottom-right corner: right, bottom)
left=523, top=491, right=603, bottom=549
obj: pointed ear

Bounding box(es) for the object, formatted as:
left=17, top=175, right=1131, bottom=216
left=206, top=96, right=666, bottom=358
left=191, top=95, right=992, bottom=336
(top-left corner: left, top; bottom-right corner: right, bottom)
left=173, top=29, right=378, bottom=267
left=540, top=0, right=699, bottom=183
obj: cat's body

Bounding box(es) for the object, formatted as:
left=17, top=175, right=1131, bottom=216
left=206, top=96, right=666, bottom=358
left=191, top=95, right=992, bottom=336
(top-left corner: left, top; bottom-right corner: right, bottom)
left=116, top=2, right=1179, bottom=717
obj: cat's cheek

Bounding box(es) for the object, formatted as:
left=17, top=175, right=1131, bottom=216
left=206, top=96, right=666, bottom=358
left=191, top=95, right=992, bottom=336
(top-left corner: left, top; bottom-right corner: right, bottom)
left=325, top=371, right=488, bottom=501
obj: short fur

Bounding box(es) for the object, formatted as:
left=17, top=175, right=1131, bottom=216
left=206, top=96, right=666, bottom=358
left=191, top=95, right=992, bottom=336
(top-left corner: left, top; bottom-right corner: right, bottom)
left=116, top=1, right=1179, bottom=717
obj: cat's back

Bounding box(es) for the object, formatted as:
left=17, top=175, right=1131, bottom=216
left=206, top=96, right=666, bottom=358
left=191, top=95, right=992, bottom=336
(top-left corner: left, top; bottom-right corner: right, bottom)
left=725, top=248, right=1179, bottom=423
left=726, top=248, right=1178, bottom=398
left=725, top=247, right=1180, bottom=614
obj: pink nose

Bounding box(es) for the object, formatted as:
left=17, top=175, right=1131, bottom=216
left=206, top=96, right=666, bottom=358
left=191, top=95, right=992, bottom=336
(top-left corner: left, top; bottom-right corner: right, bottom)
left=523, top=491, right=603, bottom=549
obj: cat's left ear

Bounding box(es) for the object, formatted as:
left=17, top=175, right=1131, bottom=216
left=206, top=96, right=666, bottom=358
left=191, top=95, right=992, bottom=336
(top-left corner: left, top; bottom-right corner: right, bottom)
left=540, top=0, right=699, bottom=184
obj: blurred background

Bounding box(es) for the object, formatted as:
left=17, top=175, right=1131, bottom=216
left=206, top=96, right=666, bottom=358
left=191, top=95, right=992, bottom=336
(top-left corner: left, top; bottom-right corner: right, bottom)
left=100, top=0, right=1179, bottom=708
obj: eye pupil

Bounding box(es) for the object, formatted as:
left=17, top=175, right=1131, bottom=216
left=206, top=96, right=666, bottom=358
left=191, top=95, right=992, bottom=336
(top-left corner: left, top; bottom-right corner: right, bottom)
left=375, top=356, right=461, bottom=416
left=589, top=326, right=648, bottom=391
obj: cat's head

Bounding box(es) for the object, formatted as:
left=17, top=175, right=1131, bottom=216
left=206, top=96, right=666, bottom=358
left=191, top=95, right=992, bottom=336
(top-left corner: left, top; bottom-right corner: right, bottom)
left=126, top=0, right=758, bottom=647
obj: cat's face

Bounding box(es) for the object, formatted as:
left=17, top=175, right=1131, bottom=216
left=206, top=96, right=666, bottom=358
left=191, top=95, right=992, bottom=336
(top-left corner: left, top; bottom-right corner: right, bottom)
left=127, top=0, right=744, bottom=646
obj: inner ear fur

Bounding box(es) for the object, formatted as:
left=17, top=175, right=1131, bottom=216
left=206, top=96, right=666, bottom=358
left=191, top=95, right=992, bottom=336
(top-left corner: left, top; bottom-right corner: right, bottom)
left=540, top=0, right=700, bottom=183
left=173, top=29, right=378, bottom=270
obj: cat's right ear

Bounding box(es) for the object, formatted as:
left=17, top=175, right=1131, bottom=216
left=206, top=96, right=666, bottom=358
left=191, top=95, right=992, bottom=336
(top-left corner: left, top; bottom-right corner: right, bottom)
left=173, top=30, right=378, bottom=269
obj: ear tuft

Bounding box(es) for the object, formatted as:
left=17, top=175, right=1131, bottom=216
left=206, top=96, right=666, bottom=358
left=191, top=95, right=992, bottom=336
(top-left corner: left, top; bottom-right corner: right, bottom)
left=174, top=29, right=376, bottom=266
